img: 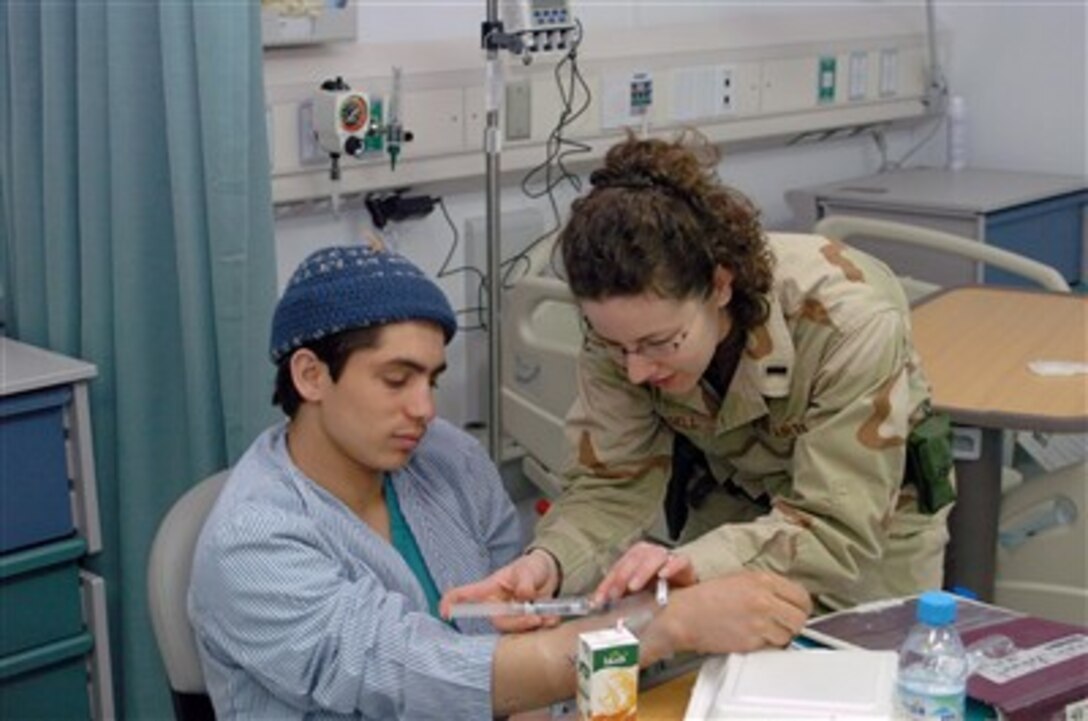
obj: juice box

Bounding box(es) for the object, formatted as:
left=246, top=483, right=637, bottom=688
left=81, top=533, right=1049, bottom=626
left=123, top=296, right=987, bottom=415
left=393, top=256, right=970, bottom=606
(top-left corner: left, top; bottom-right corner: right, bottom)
left=577, top=626, right=639, bottom=721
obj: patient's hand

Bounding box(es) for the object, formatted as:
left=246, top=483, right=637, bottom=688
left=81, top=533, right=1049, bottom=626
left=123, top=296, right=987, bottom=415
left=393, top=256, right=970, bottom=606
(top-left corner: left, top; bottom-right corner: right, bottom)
left=440, top=549, right=561, bottom=633
left=593, top=541, right=698, bottom=607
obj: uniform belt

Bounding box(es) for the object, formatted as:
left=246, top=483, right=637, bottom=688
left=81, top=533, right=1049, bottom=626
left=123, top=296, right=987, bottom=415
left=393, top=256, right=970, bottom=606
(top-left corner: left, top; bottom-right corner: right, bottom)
left=665, top=434, right=771, bottom=540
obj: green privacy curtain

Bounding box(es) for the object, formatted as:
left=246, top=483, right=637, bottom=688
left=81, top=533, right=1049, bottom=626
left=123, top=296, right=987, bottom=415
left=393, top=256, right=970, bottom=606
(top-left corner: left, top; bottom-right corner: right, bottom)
left=0, top=0, right=279, bottom=716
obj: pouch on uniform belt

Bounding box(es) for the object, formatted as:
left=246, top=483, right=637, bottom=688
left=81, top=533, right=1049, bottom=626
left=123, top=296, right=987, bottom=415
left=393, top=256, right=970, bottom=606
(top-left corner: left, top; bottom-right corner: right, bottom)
left=904, top=411, right=956, bottom=514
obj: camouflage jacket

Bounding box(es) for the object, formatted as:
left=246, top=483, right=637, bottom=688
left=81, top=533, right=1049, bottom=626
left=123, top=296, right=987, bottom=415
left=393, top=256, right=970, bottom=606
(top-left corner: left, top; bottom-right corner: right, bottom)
left=532, top=232, right=951, bottom=611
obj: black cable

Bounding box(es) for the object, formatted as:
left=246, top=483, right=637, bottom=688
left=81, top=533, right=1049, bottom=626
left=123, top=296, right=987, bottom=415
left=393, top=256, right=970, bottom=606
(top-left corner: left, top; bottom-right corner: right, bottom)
left=435, top=197, right=487, bottom=331
left=502, top=18, right=590, bottom=290
left=875, top=114, right=945, bottom=172
left=438, top=21, right=592, bottom=328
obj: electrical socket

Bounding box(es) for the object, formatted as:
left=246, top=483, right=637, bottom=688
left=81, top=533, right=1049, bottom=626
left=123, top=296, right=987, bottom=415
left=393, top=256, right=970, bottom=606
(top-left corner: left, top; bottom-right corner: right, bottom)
left=720, top=66, right=736, bottom=115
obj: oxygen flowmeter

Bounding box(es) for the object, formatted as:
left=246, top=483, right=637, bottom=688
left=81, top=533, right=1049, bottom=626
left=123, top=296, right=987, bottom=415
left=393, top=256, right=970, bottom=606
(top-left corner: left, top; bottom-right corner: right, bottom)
left=312, top=70, right=412, bottom=182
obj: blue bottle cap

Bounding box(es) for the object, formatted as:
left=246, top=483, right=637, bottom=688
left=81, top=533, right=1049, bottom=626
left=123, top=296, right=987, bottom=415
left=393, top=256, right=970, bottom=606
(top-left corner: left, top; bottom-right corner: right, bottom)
left=917, top=590, right=957, bottom=626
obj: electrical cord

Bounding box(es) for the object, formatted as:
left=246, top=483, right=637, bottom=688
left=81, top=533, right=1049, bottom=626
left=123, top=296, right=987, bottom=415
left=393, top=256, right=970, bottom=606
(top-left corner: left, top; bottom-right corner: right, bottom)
left=435, top=197, right=487, bottom=331
left=874, top=112, right=945, bottom=172
left=432, top=22, right=591, bottom=330
left=502, top=18, right=590, bottom=290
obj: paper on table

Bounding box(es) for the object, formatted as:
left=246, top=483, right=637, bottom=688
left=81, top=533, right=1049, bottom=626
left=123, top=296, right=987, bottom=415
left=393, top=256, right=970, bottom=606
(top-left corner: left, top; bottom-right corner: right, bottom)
left=1028, top=360, right=1088, bottom=376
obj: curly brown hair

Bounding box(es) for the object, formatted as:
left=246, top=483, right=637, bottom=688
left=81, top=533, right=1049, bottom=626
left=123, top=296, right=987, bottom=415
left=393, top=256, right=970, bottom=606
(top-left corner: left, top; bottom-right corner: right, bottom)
left=558, top=131, right=774, bottom=333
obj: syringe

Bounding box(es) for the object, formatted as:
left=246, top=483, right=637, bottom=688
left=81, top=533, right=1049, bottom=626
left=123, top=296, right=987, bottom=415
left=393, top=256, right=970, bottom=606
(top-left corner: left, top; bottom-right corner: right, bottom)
left=448, top=596, right=596, bottom=619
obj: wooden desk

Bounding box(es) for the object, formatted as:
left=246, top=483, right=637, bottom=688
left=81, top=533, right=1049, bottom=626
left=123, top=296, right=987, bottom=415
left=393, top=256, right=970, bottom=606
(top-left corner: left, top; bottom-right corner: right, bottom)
left=510, top=669, right=697, bottom=720
left=639, top=671, right=698, bottom=719
left=910, top=286, right=1088, bottom=600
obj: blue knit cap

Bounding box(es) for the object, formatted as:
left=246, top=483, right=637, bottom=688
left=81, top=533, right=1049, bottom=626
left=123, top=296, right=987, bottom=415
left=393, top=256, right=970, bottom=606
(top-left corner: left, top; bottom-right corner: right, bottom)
left=270, top=245, right=457, bottom=364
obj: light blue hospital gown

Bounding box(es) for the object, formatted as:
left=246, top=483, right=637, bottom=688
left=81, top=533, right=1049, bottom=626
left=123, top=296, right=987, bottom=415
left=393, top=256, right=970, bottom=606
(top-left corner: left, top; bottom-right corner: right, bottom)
left=188, top=419, right=523, bottom=720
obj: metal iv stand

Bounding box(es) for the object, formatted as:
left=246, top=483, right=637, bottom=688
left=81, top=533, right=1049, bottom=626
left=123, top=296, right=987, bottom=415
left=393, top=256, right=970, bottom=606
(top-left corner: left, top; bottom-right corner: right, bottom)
left=480, top=2, right=526, bottom=460
left=924, top=0, right=949, bottom=110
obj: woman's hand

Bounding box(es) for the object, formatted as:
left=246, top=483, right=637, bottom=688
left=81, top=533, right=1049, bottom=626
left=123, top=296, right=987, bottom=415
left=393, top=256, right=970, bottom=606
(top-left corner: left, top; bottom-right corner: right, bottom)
left=665, top=570, right=813, bottom=655
left=439, top=549, right=561, bottom=632
left=593, top=541, right=698, bottom=607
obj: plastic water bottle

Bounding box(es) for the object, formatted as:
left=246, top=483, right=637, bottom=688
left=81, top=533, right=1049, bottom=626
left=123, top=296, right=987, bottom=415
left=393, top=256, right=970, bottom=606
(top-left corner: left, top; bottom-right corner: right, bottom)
left=946, top=95, right=968, bottom=171
left=896, top=590, right=969, bottom=720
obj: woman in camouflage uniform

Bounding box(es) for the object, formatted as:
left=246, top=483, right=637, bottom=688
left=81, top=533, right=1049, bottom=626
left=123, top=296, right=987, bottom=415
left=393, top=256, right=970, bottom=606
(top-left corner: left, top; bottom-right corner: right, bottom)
left=446, top=133, right=952, bottom=616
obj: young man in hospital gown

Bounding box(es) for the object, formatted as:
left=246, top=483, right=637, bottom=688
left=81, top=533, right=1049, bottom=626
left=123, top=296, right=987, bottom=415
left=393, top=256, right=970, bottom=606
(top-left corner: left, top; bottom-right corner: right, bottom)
left=188, top=242, right=811, bottom=720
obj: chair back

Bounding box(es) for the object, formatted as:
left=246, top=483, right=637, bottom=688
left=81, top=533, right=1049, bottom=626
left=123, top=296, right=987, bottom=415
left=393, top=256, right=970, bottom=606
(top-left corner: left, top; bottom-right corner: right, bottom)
left=147, top=470, right=229, bottom=721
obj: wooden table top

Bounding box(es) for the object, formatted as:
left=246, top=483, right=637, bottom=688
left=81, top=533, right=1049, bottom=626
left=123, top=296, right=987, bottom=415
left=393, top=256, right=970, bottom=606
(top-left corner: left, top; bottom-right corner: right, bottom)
left=509, top=669, right=698, bottom=721
left=910, top=286, right=1087, bottom=432
left=638, top=670, right=699, bottom=719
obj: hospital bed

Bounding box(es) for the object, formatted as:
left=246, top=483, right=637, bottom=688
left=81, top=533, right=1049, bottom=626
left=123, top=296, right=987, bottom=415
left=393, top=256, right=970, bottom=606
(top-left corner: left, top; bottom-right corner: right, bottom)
left=501, top=241, right=580, bottom=499
left=501, top=219, right=1086, bottom=624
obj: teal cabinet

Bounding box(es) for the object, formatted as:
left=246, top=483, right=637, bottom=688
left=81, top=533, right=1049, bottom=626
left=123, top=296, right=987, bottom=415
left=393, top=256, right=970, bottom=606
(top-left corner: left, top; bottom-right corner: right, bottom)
left=0, top=339, right=114, bottom=720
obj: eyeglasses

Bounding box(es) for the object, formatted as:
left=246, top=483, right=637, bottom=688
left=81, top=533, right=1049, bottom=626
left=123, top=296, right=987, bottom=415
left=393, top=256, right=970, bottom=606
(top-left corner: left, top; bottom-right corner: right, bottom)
left=586, top=315, right=696, bottom=364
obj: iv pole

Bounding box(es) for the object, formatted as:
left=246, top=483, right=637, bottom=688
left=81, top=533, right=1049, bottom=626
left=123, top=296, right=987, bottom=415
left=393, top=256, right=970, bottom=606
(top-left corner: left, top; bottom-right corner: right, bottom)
left=481, top=2, right=524, bottom=460
left=485, top=1, right=503, bottom=461
left=924, top=0, right=949, bottom=109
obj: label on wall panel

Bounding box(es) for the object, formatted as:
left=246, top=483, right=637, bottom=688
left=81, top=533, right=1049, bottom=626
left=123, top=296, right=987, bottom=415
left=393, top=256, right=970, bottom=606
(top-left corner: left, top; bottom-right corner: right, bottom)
left=818, top=56, right=837, bottom=104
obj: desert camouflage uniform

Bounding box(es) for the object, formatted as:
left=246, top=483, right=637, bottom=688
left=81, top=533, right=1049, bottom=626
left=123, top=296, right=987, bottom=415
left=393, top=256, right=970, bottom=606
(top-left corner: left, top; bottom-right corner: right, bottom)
left=533, top=232, right=952, bottom=612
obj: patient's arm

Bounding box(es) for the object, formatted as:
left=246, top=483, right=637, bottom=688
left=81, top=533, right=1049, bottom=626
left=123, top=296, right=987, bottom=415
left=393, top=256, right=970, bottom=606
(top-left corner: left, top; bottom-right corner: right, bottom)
left=489, top=570, right=811, bottom=715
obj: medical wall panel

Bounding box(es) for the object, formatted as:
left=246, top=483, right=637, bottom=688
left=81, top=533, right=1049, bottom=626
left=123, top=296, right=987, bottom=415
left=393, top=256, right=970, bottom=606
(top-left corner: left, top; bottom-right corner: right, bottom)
left=265, top=6, right=938, bottom=208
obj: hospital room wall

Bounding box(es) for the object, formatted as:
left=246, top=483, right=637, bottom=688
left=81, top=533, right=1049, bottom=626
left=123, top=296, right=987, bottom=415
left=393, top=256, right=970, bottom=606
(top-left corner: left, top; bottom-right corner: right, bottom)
left=272, top=3, right=1087, bottom=428
left=939, top=4, right=1086, bottom=177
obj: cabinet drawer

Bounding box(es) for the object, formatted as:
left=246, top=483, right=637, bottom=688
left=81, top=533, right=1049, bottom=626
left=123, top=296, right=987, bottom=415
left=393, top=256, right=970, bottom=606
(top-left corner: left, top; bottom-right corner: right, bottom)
left=986, top=191, right=1087, bottom=286
left=0, top=633, right=93, bottom=720
left=0, top=537, right=86, bottom=657
left=0, top=387, right=75, bottom=552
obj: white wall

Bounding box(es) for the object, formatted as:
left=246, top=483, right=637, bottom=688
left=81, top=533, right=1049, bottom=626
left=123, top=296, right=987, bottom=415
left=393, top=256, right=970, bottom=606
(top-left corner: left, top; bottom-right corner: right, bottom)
left=938, top=3, right=1086, bottom=176
left=272, top=2, right=1087, bottom=428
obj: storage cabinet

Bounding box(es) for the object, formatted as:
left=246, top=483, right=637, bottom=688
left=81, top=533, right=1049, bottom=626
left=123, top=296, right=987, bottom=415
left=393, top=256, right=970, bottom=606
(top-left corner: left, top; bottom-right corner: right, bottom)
left=787, top=168, right=1087, bottom=288
left=0, top=338, right=114, bottom=719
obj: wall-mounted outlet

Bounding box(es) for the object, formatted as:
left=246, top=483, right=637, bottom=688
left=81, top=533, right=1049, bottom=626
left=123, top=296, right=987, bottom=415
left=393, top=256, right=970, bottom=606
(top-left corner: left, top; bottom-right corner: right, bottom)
left=671, top=64, right=739, bottom=121
left=720, top=65, right=736, bottom=114
left=297, top=100, right=325, bottom=166
left=506, top=78, right=532, bottom=141
left=879, top=48, right=899, bottom=97
left=848, top=51, right=869, bottom=101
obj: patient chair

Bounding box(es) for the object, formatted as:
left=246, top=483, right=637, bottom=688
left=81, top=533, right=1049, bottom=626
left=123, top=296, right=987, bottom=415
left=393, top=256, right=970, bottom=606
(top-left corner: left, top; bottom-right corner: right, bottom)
left=147, top=470, right=229, bottom=721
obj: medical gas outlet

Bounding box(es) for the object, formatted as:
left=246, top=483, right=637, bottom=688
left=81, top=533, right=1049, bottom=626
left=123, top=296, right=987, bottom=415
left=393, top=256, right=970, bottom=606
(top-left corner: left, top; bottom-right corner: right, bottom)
left=313, top=74, right=411, bottom=179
